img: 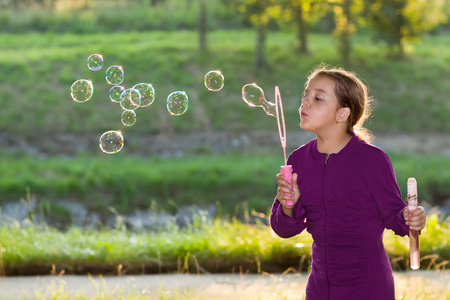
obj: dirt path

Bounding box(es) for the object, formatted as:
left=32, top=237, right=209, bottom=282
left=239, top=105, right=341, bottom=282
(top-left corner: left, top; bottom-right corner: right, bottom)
left=1, top=271, right=448, bottom=299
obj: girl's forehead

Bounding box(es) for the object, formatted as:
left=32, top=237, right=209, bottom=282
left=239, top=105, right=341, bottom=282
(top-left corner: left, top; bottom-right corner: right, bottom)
left=306, top=76, right=335, bottom=92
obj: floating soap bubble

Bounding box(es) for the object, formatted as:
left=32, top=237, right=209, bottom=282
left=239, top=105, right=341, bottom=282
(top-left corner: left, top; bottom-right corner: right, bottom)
left=105, top=65, right=124, bottom=85
left=120, top=88, right=141, bottom=110
left=109, top=85, right=126, bottom=103
left=167, top=91, right=188, bottom=116
left=132, top=83, right=155, bottom=107
left=121, top=110, right=136, bottom=126
left=263, top=100, right=276, bottom=117
left=204, top=70, right=224, bottom=91
left=242, top=83, right=265, bottom=107
left=87, top=54, right=103, bottom=71
left=99, top=130, right=124, bottom=154
left=71, top=79, right=94, bottom=103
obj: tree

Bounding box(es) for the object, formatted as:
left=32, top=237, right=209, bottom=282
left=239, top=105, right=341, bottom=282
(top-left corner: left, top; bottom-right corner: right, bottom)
left=222, top=0, right=281, bottom=70
left=279, top=0, right=328, bottom=53
left=367, top=0, right=447, bottom=58
left=329, top=0, right=365, bottom=64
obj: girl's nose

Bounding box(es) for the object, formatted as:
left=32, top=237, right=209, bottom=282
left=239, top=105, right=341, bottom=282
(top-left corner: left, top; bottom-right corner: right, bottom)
left=301, top=97, right=310, bottom=108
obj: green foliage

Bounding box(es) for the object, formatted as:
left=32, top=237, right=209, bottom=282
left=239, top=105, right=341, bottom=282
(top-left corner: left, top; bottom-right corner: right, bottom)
left=0, top=152, right=449, bottom=216
left=0, top=0, right=241, bottom=33
left=367, top=0, right=448, bottom=56
left=0, top=213, right=448, bottom=275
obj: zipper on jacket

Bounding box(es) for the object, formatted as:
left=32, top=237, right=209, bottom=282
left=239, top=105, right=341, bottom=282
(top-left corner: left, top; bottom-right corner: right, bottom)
left=322, top=153, right=331, bottom=299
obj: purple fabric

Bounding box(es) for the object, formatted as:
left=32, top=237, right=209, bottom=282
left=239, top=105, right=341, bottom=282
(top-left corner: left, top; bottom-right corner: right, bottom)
left=270, top=132, right=409, bottom=300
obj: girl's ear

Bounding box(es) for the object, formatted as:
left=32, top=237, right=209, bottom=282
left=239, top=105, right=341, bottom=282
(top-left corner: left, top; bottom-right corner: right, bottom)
left=336, top=107, right=350, bottom=123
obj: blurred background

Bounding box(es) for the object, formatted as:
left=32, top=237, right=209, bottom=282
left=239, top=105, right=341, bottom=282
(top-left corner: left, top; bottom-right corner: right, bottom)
left=0, top=0, right=449, bottom=226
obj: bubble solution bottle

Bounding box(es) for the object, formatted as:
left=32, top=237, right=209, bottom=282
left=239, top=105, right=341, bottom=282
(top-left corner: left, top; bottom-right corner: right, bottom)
left=407, top=177, right=420, bottom=270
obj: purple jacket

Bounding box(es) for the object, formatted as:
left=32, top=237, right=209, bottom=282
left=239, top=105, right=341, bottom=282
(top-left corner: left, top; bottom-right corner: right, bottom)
left=270, top=132, right=409, bottom=300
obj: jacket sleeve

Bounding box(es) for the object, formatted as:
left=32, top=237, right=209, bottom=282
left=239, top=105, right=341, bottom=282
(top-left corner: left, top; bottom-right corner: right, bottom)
left=270, top=198, right=307, bottom=238
left=369, top=151, right=409, bottom=237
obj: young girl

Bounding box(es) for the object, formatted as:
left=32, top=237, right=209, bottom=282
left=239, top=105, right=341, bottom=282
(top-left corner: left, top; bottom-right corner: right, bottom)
left=270, top=65, right=427, bottom=300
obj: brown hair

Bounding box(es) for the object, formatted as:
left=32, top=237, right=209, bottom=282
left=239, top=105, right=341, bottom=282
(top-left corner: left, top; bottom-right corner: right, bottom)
left=306, top=64, right=374, bottom=143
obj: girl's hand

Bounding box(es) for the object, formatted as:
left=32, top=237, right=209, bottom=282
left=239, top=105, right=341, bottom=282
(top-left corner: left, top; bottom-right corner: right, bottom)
left=276, top=173, right=300, bottom=216
left=403, top=206, right=426, bottom=231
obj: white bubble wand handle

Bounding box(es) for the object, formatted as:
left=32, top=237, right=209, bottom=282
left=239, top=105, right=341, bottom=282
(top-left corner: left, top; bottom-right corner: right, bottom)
left=275, top=86, right=294, bottom=207
left=407, top=177, right=420, bottom=270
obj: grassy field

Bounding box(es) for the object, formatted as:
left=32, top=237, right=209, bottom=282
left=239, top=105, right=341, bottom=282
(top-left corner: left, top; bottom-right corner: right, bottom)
left=0, top=30, right=449, bottom=139
left=1, top=152, right=449, bottom=216
left=0, top=30, right=449, bottom=214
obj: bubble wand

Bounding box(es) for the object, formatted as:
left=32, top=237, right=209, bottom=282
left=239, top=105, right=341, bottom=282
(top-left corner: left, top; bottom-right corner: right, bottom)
left=407, top=177, right=420, bottom=270
left=275, top=86, right=294, bottom=207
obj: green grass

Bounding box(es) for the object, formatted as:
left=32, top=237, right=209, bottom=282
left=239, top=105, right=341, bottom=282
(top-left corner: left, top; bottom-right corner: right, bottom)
left=0, top=152, right=449, bottom=216
left=0, top=31, right=449, bottom=139
left=0, top=213, right=448, bottom=276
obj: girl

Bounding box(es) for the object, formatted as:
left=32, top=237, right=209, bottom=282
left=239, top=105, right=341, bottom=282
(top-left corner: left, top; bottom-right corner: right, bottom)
left=270, top=65, right=427, bottom=300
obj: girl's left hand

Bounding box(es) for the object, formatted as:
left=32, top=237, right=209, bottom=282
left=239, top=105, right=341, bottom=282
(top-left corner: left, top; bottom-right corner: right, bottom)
left=403, top=206, right=426, bottom=231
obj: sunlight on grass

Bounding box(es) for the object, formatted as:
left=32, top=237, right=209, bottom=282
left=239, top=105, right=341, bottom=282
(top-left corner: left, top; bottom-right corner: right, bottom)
left=1, top=213, right=448, bottom=276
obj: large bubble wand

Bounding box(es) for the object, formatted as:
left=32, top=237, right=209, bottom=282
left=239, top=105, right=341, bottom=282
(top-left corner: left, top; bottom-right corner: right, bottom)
left=275, top=86, right=294, bottom=207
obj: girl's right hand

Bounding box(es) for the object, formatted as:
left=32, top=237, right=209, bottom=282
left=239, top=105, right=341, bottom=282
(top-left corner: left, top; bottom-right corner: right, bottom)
left=276, top=173, right=300, bottom=215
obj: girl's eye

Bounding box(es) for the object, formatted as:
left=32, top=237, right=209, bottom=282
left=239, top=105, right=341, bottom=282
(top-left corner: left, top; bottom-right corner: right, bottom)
left=315, top=97, right=322, bottom=101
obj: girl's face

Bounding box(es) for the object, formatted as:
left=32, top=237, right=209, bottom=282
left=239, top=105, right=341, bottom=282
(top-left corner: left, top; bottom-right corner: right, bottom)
left=299, top=76, right=342, bottom=133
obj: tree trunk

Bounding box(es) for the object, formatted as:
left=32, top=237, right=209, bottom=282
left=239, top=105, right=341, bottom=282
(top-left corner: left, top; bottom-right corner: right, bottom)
left=341, top=0, right=352, bottom=64
left=199, top=0, right=207, bottom=52
left=394, top=2, right=405, bottom=58
left=255, top=20, right=266, bottom=70
left=294, top=2, right=308, bottom=53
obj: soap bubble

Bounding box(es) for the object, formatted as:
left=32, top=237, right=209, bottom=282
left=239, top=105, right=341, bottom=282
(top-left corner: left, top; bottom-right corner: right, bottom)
left=167, top=91, right=188, bottom=116
left=87, top=54, right=103, bottom=71
left=120, top=88, right=141, bottom=110
left=105, top=65, right=124, bottom=85
left=121, top=110, right=136, bottom=126
left=263, top=100, right=276, bottom=117
left=242, top=83, right=265, bottom=107
left=132, top=83, right=155, bottom=107
left=99, top=130, right=124, bottom=154
left=71, top=79, right=94, bottom=103
left=204, top=70, right=224, bottom=91
left=109, top=85, right=125, bottom=103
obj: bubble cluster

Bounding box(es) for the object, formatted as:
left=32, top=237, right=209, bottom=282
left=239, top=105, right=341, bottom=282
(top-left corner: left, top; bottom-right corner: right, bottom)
left=71, top=79, right=94, bottom=103
left=87, top=54, right=103, bottom=71
left=204, top=70, right=224, bottom=92
left=167, top=91, right=189, bottom=116
left=99, top=130, right=124, bottom=154
left=75, top=58, right=283, bottom=155
left=106, top=65, right=125, bottom=85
